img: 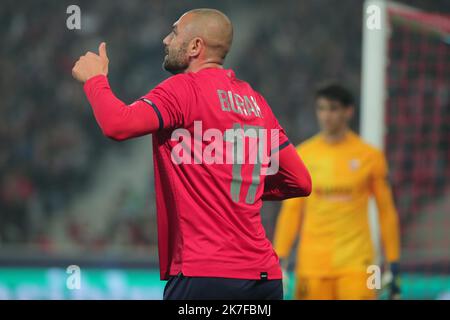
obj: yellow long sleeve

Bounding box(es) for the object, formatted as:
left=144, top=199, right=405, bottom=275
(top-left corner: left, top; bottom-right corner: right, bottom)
left=372, top=151, right=401, bottom=262
left=273, top=197, right=305, bottom=259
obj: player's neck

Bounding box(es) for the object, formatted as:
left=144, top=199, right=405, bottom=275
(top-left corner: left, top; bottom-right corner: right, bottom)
left=322, top=128, right=349, bottom=145
left=185, top=60, right=224, bottom=74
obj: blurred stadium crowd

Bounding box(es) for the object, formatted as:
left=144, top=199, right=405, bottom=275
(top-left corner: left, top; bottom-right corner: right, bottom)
left=0, top=0, right=448, bottom=264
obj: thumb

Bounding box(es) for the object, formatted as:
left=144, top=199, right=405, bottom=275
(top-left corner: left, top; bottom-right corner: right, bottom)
left=99, top=42, right=108, bottom=60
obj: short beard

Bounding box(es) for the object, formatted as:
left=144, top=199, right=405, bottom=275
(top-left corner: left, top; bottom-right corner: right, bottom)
left=163, top=43, right=189, bottom=74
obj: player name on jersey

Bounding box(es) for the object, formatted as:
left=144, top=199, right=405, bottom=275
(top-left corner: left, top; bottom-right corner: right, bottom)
left=217, top=90, right=263, bottom=118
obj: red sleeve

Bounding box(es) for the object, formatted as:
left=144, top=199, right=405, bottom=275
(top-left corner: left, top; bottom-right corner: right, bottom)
left=141, top=74, right=194, bottom=130
left=262, top=143, right=312, bottom=201
left=83, top=74, right=194, bottom=141
left=83, top=75, right=161, bottom=141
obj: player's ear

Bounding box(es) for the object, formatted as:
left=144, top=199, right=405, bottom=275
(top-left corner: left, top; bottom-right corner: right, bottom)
left=188, top=37, right=203, bottom=58
left=346, top=105, right=355, bottom=120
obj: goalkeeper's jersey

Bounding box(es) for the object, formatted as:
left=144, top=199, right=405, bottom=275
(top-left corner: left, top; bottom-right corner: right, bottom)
left=274, top=131, right=400, bottom=276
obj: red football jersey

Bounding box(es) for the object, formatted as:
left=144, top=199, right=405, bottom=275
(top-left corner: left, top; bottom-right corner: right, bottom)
left=142, top=68, right=289, bottom=280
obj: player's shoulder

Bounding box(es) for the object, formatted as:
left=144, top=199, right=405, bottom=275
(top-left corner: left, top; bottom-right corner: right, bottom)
left=229, top=72, right=268, bottom=103
left=239, top=78, right=259, bottom=94
left=295, top=134, right=323, bottom=154
left=350, top=132, right=384, bottom=158
left=158, top=73, right=195, bottom=89
left=232, top=78, right=267, bottom=104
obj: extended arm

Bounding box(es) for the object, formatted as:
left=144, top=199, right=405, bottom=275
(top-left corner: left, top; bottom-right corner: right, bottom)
left=72, top=42, right=161, bottom=141
left=83, top=75, right=161, bottom=141
left=372, top=152, right=401, bottom=299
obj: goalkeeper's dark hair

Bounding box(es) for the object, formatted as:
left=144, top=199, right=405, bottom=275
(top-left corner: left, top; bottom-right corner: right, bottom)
left=315, top=82, right=354, bottom=107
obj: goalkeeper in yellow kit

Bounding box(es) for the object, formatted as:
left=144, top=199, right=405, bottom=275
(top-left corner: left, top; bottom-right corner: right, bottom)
left=274, top=83, right=401, bottom=300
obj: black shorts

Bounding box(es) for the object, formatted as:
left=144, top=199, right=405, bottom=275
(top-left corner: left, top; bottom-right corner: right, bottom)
left=163, top=273, right=283, bottom=300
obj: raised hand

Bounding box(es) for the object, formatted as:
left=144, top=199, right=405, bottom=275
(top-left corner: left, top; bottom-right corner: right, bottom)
left=72, top=42, right=109, bottom=83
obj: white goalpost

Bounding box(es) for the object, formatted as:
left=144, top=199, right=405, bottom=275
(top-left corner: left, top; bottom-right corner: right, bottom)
left=360, top=0, right=389, bottom=267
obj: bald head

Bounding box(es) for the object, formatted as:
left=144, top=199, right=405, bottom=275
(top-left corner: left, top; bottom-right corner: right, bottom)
left=162, top=8, right=233, bottom=74
left=181, top=8, right=233, bottom=60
